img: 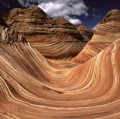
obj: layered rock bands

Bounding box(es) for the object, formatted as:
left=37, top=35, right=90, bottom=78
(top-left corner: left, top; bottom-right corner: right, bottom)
left=0, top=8, right=120, bottom=119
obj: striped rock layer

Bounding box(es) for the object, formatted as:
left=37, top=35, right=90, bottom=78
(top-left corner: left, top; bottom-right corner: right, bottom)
left=0, top=9, right=120, bottom=119
left=0, top=30, right=120, bottom=119
left=6, top=6, right=86, bottom=59
left=73, top=9, right=120, bottom=63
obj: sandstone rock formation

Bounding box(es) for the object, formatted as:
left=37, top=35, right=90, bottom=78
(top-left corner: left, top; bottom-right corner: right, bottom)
left=73, top=9, right=120, bottom=63
left=6, top=6, right=86, bottom=59
left=1, top=8, right=120, bottom=119
left=77, top=25, right=93, bottom=32
left=1, top=22, right=120, bottom=118
left=0, top=27, right=26, bottom=43
left=77, top=25, right=94, bottom=42
left=0, top=13, right=26, bottom=44
left=7, top=6, right=82, bottom=41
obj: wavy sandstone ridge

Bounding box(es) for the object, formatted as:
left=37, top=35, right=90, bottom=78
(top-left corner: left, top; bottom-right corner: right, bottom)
left=6, top=6, right=86, bottom=58
left=1, top=26, right=120, bottom=118
left=1, top=9, right=120, bottom=119
left=73, top=9, right=120, bottom=63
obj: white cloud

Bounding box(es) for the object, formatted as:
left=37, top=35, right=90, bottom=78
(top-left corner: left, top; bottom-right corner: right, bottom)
left=17, top=0, right=89, bottom=25
left=92, top=25, right=97, bottom=30
left=38, top=0, right=89, bottom=25
left=69, top=18, right=82, bottom=25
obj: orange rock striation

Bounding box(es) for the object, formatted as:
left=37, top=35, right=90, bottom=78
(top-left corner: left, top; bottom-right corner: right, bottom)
left=73, top=9, right=120, bottom=63
left=1, top=26, right=120, bottom=119
left=0, top=9, right=120, bottom=119
left=6, top=6, right=86, bottom=59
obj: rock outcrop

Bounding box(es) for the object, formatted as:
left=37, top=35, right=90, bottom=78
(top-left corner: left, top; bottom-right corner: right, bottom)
left=1, top=27, right=120, bottom=119
left=7, top=6, right=83, bottom=41
left=0, top=13, right=26, bottom=44
left=6, top=6, right=85, bottom=59
left=77, top=25, right=94, bottom=42
left=0, top=27, right=26, bottom=43
left=73, top=9, right=120, bottom=63
left=1, top=8, right=120, bottom=119
left=77, top=25, right=92, bottom=31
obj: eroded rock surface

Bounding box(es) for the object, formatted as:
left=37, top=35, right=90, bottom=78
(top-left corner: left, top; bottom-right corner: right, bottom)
left=0, top=27, right=26, bottom=43
left=7, top=6, right=83, bottom=41
left=0, top=9, right=120, bottom=119
left=73, top=9, right=120, bottom=63
left=0, top=13, right=26, bottom=44
left=1, top=27, right=120, bottom=119
left=77, top=25, right=94, bottom=42
left=6, top=6, right=85, bottom=58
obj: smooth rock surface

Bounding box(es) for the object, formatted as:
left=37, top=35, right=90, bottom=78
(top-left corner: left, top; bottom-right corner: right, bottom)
left=1, top=27, right=120, bottom=119
left=0, top=9, right=120, bottom=119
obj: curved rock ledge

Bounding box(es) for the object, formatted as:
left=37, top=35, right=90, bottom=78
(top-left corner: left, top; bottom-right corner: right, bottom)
left=0, top=36, right=120, bottom=119
left=0, top=9, right=120, bottom=119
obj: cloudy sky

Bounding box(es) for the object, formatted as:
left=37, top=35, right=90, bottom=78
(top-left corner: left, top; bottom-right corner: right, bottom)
left=0, top=0, right=120, bottom=29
